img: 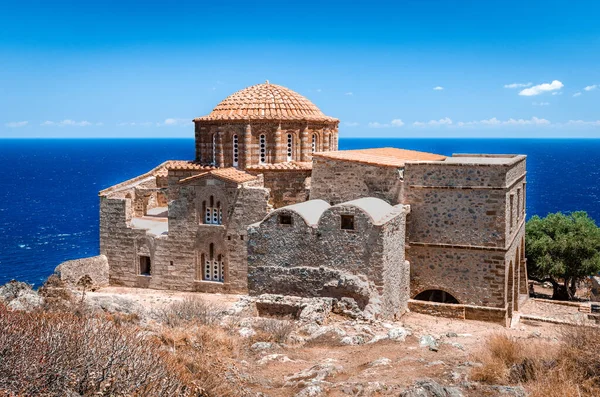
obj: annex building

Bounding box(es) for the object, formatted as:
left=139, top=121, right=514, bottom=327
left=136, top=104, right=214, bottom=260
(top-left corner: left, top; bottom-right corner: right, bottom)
left=99, top=81, right=528, bottom=325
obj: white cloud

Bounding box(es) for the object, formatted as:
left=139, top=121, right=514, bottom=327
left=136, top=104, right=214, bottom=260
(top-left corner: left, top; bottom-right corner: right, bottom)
left=565, top=120, right=600, bottom=126
left=316, top=88, right=322, bottom=93
left=118, top=122, right=154, bottom=127
left=456, top=117, right=550, bottom=127
left=532, top=102, right=550, bottom=106
left=5, top=121, right=28, bottom=128
left=518, top=80, right=563, bottom=96
left=161, top=118, right=192, bottom=126
left=368, top=119, right=405, bottom=128
left=504, top=82, right=532, bottom=89
left=41, top=120, right=93, bottom=127
left=344, top=122, right=359, bottom=127
left=345, top=92, right=353, bottom=96
left=584, top=85, right=597, bottom=91
left=504, top=117, right=550, bottom=126
left=573, top=92, right=582, bottom=97
left=552, top=92, right=562, bottom=96
left=413, top=117, right=453, bottom=127
left=433, top=86, right=444, bottom=91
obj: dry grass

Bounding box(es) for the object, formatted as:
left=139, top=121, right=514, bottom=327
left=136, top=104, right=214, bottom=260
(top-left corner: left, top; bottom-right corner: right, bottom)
left=154, top=296, right=223, bottom=327
left=0, top=303, right=196, bottom=396
left=472, top=326, right=600, bottom=396
left=252, top=317, right=295, bottom=344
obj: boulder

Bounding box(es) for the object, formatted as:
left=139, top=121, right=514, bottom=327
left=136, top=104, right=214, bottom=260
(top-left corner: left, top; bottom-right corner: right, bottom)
left=401, top=379, right=463, bottom=397
left=0, top=280, right=43, bottom=311
left=54, top=255, right=109, bottom=289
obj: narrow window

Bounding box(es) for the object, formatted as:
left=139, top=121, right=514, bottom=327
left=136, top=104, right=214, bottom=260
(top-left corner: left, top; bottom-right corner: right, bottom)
left=259, top=134, right=266, bottom=164
left=509, top=195, right=514, bottom=232
left=232, top=134, right=239, bottom=167
left=311, top=134, right=317, bottom=153
left=286, top=133, right=293, bottom=162
left=139, top=256, right=151, bottom=276
left=169, top=260, right=174, bottom=266
left=203, top=244, right=224, bottom=282
left=516, top=188, right=521, bottom=222
left=204, top=196, right=222, bottom=225
left=211, top=134, right=216, bottom=165
left=341, top=215, right=355, bottom=230
left=199, top=253, right=205, bottom=280
left=279, top=213, right=293, bottom=225
left=522, top=183, right=526, bottom=216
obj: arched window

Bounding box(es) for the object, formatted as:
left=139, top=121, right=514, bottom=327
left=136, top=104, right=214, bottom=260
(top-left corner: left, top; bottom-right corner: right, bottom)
left=259, top=134, right=266, bottom=164
left=414, top=289, right=459, bottom=304
left=211, top=134, right=216, bottom=165
left=286, top=133, right=293, bottom=162
left=312, top=134, right=317, bottom=153
left=232, top=134, right=239, bottom=167
left=203, top=196, right=222, bottom=225
left=203, top=243, right=224, bottom=282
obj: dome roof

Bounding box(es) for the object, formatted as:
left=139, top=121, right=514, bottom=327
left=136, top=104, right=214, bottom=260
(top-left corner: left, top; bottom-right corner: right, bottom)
left=194, top=81, right=338, bottom=123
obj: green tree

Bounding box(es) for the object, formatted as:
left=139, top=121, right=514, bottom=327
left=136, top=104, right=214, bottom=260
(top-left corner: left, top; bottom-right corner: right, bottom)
left=526, top=211, right=600, bottom=300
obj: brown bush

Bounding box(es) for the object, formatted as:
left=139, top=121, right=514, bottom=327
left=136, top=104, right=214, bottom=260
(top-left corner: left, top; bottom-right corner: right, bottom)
left=472, top=327, right=600, bottom=396
left=253, top=318, right=295, bottom=344
left=154, top=324, right=246, bottom=396
left=0, top=303, right=198, bottom=396
left=154, top=296, right=222, bottom=327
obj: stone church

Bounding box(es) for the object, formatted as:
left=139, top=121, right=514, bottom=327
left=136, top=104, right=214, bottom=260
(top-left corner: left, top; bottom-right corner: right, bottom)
left=99, top=81, right=527, bottom=325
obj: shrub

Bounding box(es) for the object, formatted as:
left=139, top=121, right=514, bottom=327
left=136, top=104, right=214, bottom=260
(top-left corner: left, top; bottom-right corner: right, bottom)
left=472, top=327, right=600, bottom=396
left=0, top=303, right=197, bottom=396
left=154, top=296, right=222, bottom=327
left=253, top=318, right=294, bottom=344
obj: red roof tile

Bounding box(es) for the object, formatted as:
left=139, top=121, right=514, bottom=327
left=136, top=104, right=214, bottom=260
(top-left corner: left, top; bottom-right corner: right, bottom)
left=312, top=148, right=446, bottom=167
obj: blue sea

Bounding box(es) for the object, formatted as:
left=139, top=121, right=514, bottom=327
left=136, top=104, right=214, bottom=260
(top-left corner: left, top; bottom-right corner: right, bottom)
left=1, top=138, right=599, bottom=286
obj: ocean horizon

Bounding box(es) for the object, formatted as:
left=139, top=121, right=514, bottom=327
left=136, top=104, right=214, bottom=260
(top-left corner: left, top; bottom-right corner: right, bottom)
left=1, top=137, right=599, bottom=286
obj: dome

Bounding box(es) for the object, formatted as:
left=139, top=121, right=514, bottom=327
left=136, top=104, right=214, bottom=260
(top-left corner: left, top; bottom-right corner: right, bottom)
left=194, top=81, right=338, bottom=123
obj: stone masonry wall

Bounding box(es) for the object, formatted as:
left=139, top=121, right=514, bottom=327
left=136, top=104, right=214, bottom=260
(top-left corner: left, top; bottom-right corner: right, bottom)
left=248, top=169, right=312, bottom=209
left=404, top=156, right=527, bottom=315
left=309, top=157, right=403, bottom=205
left=101, top=173, right=270, bottom=293
left=247, top=203, right=409, bottom=319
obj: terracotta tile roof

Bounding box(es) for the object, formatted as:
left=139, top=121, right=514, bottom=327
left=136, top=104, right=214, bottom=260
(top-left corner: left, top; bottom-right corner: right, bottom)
left=312, top=148, right=446, bottom=167
left=178, top=167, right=257, bottom=185
left=165, top=160, right=216, bottom=171
left=154, top=167, right=169, bottom=178
left=246, top=161, right=313, bottom=171
left=194, top=82, right=338, bottom=123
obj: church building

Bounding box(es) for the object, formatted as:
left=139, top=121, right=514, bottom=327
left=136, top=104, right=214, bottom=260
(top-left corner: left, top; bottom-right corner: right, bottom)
left=99, top=81, right=527, bottom=325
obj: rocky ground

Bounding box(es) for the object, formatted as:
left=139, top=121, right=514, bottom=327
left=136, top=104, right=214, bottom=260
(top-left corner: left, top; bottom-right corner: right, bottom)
left=2, top=281, right=580, bottom=396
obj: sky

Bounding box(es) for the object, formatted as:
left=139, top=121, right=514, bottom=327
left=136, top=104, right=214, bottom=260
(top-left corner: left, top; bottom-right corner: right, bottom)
left=1, top=0, right=599, bottom=138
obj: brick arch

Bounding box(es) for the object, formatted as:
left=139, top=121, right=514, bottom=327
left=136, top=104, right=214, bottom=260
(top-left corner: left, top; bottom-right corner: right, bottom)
left=411, top=285, right=462, bottom=304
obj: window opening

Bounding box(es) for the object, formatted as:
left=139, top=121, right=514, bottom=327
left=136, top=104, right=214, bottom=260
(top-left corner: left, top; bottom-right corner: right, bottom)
left=341, top=215, right=355, bottom=230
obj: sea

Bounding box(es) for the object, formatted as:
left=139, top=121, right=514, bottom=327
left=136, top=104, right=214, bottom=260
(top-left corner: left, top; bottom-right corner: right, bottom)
left=1, top=138, right=599, bottom=287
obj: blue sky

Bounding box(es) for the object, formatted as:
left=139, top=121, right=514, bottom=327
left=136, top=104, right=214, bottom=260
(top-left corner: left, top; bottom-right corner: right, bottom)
left=1, top=0, right=599, bottom=138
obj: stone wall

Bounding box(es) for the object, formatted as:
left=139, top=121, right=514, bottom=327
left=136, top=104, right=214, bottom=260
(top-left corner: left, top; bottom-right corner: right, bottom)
left=54, top=255, right=109, bottom=289
left=408, top=245, right=507, bottom=307
left=100, top=171, right=270, bottom=293
left=404, top=156, right=527, bottom=320
left=309, top=157, right=403, bottom=205
left=248, top=169, right=312, bottom=209
left=247, top=200, right=410, bottom=319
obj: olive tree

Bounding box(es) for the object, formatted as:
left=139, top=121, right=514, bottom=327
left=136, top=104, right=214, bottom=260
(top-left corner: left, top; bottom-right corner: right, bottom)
left=526, top=211, right=600, bottom=300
